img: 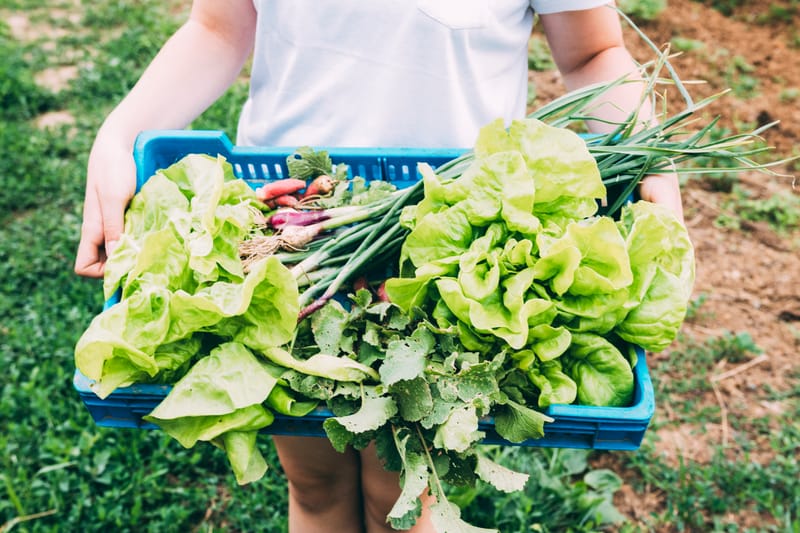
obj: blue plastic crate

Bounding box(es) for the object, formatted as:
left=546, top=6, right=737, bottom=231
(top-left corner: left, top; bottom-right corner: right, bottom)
left=132, top=129, right=465, bottom=192
left=74, top=347, right=653, bottom=450
left=74, top=130, right=655, bottom=451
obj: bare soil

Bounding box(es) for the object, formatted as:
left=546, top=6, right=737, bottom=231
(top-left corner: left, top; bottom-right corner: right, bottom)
left=532, top=1, right=800, bottom=529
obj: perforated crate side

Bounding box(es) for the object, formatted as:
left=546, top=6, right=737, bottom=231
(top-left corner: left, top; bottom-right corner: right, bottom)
left=132, top=130, right=465, bottom=190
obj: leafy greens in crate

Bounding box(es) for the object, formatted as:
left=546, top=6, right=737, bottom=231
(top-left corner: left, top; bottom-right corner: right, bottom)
left=75, top=64, right=785, bottom=530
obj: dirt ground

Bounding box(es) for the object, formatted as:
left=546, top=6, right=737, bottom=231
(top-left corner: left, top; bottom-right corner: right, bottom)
left=532, top=1, right=800, bottom=528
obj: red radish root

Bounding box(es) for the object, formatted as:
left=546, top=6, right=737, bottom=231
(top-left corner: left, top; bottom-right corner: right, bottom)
left=256, top=178, right=307, bottom=202
left=303, top=174, right=336, bottom=199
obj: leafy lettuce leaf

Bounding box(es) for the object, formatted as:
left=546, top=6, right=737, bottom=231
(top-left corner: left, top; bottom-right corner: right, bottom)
left=527, top=359, right=578, bottom=408
left=614, top=201, right=696, bottom=352
left=143, top=342, right=278, bottom=485
left=146, top=342, right=278, bottom=420
left=563, top=333, right=634, bottom=407
left=474, top=118, right=606, bottom=219
left=534, top=216, right=633, bottom=297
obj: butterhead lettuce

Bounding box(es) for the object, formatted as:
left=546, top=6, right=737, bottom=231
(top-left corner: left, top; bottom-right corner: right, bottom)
left=75, top=155, right=302, bottom=484
left=615, top=202, right=696, bottom=352
left=386, top=117, right=695, bottom=410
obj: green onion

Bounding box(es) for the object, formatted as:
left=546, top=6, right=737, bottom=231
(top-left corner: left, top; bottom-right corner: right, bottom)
left=240, top=47, right=793, bottom=320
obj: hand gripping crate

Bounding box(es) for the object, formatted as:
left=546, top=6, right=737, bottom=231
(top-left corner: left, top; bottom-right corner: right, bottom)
left=74, top=130, right=656, bottom=451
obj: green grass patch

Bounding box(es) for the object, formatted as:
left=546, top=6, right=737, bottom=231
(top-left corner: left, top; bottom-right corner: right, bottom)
left=624, top=432, right=799, bottom=531
left=670, top=36, right=707, bottom=53
left=695, top=0, right=748, bottom=17
left=450, top=447, right=625, bottom=532
left=719, top=187, right=800, bottom=233
left=631, top=328, right=798, bottom=529
left=779, top=87, right=800, bottom=102
left=724, top=55, right=760, bottom=99
left=527, top=35, right=556, bottom=72
left=618, top=0, right=668, bottom=20
left=756, top=2, right=799, bottom=24
left=0, top=21, right=59, bottom=121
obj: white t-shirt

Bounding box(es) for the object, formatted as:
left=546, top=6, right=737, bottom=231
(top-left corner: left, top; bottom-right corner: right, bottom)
left=237, top=0, right=610, bottom=149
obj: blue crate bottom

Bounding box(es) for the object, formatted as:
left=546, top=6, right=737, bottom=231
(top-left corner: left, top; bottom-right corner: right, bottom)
left=73, top=349, right=654, bottom=451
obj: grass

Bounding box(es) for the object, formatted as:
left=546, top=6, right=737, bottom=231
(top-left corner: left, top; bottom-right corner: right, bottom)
left=697, top=0, right=748, bottom=17
left=631, top=318, right=800, bottom=531
left=618, top=0, right=668, bottom=20
left=721, top=188, right=800, bottom=233
left=624, top=440, right=800, bottom=532
left=450, top=447, right=626, bottom=532
left=1, top=1, right=798, bottom=532
left=0, top=3, right=291, bottom=531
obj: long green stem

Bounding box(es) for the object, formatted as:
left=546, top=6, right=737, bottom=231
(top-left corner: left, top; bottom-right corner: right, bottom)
left=284, top=32, right=789, bottom=320
left=289, top=222, right=376, bottom=278
left=413, top=424, right=446, bottom=501
left=298, top=223, right=406, bottom=316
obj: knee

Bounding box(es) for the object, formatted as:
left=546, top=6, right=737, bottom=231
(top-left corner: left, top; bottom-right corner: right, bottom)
left=273, top=436, right=362, bottom=515
left=286, top=467, right=361, bottom=515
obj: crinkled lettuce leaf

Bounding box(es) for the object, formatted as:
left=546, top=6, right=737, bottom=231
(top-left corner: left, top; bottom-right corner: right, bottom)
left=474, top=118, right=606, bottom=219
left=527, top=359, right=578, bottom=408
left=106, top=155, right=259, bottom=297
left=400, top=203, right=473, bottom=269
left=436, top=272, right=554, bottom=350
left=564, top=333, right=634, bottom=407
left=534, top=216, right=633, bottom=297
left=620, top=201, right=695, bottom=292
left=75, top=286, right=172, bottom=394
left=443, top=151, right=540, bottom=234
left=527, top=324, right=572, bottom=362
left=202, top=256, right=300, bottom=350
left=615, top=265, right=691, bottom=352
left=614, top=202, right=696, bottom=352
left=76, top=256, right=299, bottom=396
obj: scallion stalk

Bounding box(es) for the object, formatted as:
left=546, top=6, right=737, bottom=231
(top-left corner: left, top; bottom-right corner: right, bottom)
left=243, top=44, right=793, bottom=321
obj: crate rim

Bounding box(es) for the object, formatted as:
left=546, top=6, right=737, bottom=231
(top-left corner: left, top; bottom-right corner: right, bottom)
left=133, top=129, right=469, bottom=190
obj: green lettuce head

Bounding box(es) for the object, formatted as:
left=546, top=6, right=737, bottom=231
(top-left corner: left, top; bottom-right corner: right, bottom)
left=563, top=333, right=634, bottom=407
left=614, top=201, right=696, bottom=352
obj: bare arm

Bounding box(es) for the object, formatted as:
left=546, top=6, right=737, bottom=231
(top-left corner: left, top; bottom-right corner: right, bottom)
left=75, top=0, right=257, bottom=277
left=540, top=5, right=684, bottom=221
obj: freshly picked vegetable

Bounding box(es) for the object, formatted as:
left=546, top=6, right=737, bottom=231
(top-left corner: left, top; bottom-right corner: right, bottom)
left=384, top=118, right=695, bottom=412
left=75, top=52, right=788, bottom=531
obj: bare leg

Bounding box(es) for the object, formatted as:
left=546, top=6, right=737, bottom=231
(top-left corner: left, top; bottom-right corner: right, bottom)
left=273, top=435, right=364, bottom=533
left=359, top=442, right=436, bottom=533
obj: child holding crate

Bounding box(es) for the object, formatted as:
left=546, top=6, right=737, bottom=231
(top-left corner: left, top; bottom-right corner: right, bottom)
left=75, top=2, right=682, bottom=531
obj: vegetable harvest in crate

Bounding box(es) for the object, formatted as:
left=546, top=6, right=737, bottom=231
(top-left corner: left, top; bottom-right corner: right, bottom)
left=74, top=69, right=784, bottom=530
